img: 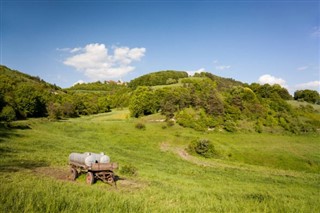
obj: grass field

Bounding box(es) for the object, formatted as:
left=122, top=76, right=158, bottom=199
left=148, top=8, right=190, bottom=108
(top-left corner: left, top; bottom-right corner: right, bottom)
left=1, top=109, right=319, bottom=212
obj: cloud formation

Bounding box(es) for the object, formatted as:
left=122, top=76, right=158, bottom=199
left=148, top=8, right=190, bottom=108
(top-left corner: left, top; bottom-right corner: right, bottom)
left=72, top=80, right=86, bottom=86
left=63, top=43, right=146, bottom=80
left=297, top=66, right=308, bottom=71
left=311, top=26, right=320, bottom=38
left=187, top=68, right=205, bottom=76
left=295, top=81, right=320, bottom=91
left=215, top=65, right=231, bottom=70
left=258, top=74, right=287, bottom=88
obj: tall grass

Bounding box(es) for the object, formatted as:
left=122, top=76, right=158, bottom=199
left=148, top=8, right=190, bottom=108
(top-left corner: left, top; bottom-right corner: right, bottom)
left=1, top=109, right=319, bottom=212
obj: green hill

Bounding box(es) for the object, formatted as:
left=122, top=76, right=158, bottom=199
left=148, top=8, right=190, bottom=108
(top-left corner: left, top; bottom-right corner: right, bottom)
left=0, top=65, right=60, bottom=91
left=0, top=65, right=130, bottom=120
left=0, top=65, right=62, bottom=119
left=0, top=110, right=319, bottom=212
left=1, top=65, right=320, bottom=212
left=127, top=70, right=244, bottom=91
left=128, top=70, right=189, bottom=89
left=1, top=65, right=319, bottom=134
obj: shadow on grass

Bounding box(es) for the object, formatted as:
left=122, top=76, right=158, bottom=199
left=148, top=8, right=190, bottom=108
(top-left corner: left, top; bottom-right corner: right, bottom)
left=0, top=122, right=30, bottom=143
left=0, top=122, right=46, bottom=173
left=0, top=159, right=49, bottom=172
left=0, top=123, right=26, bottom=166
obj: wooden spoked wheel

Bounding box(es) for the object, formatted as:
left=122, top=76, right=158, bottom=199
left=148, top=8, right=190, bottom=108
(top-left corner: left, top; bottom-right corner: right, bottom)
left=70, top=167, right=78, bottom=181
left=86, top=172, right=95, bottom=185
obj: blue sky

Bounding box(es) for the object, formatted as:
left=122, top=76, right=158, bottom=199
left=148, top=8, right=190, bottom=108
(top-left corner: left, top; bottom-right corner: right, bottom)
left=1, top=0, right=319, bottom=93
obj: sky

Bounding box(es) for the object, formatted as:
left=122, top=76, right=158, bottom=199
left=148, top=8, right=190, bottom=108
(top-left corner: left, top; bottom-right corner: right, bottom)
left=1, top=0, right=319, bottom=93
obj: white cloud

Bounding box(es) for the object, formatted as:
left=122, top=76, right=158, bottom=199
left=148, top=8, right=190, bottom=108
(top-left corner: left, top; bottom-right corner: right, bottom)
left=73, top=80, right=86, bottom=86
left=258, top=74, right=287, bottom=88
left=70, top=47, right=82, bottom=53
left=311, top=26, right=320, bottom=38
left=215, top=65, right=231, bottom=70
left=187, top=68, right=205, bottom=76
left=63, top=43, right=146, bottom=80
left=295, top=81, right=320, bottom=91
left=297, top=66, right=308, bottom=71
left=56, top=47, right=71, bottom=52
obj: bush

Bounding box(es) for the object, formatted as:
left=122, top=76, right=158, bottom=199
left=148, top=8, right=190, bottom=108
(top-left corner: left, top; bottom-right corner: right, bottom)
left=120, top=164, right=138, bottom=176
left=0, top=105, right=16, bottom=122
left=187, top=139, right=219, bottom=158
left=166, top=119, right=175, bottom=127
left=255, top=120, right=263, bottom=133
left=224, top=120, right=237, bottom=132
left=135, top=122, right=146, bottom=130
left=176, top=108, right=208, bottom=131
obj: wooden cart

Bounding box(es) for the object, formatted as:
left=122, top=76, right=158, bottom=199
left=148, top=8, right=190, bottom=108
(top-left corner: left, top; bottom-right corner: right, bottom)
left=69, top=161, right=118, bottom=186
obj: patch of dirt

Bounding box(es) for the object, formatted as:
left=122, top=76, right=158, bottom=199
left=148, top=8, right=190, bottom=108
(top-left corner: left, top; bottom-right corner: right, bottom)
left=176, top=148, right=212, bottom=167
left=160, top=142, right=170, bottom=152
left=117, top=179, right=147, bottom=191
left=33, top=167, right=71, bottom=181
left=32, top=166, right=146, bottom=191
left=161, top=142, right=210, bottom=166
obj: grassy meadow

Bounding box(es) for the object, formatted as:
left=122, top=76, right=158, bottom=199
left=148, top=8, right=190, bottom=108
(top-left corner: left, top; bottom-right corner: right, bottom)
left=1, top=109, right=319, bottom=212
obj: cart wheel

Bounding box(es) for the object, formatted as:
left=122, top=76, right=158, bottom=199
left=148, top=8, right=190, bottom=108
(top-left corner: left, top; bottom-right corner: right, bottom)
left=86, top=172, right=95, bottom=185
left=70, top=168, right=78, bottom=181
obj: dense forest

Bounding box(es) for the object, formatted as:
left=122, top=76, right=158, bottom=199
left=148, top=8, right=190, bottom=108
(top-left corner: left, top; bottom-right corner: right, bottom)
left=128, top=70, right=189, bottom=89
left=1, top=65, right=319, bottom=134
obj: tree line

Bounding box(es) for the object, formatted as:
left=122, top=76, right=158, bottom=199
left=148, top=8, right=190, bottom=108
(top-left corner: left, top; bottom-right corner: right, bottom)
left=129, top=76, right=319, bottom=134
left=0, top=66, right=130, bottom=121
left=1, top=65, right=319, bottom=134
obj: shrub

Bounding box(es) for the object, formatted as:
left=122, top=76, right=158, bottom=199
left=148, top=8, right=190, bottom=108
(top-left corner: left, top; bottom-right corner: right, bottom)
left=176, top=108, right=208, bottom=131
left=255, top=120, right=263, bottom=133
left=187, top=139, right=219, bottom=158
left=166, top=119, right=175, bottom=127
left=224, top=120, right=237, bottom=132
left=135, top=122, right=146, bottom=130
left=0, top=105, right=16, bottom=122
left=120, top=164, right=138, bottom=176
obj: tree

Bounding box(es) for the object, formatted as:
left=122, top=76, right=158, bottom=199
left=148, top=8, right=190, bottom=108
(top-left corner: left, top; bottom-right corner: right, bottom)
left=0, top=105, right=16, bottom=122
left=250, top=83, right=291, bottom=100
left=129, top=87, right=158, bottom=117
left=294, top=90, right=320, bottom=104
left=128, top=70, right=188, bottom=89
left=14, top=84, right=48, bottom=118
left=156, top=87, right=191, bottom=119
left=47, top=102, right=62, bottom=120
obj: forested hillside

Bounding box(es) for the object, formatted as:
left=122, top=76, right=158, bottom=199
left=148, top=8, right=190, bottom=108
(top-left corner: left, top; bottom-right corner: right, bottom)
left=1, top=65, right=319, bottom=134
left=128, top=70, right=188, bottom=89
left=0, top=66, right=129, bottom=121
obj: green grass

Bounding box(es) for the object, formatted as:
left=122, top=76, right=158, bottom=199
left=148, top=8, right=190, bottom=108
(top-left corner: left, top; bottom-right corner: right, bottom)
left=151, top=77, right=207, bottom=89
left=287, top=100, right=320, bottom=111
left=1, top=109, right=319, bottom=212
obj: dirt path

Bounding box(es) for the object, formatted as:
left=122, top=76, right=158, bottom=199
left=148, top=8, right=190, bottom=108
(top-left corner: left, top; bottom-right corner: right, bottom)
left=160, top=142, right=309, bottom=178
left=161, top=142, right=212, bottom=167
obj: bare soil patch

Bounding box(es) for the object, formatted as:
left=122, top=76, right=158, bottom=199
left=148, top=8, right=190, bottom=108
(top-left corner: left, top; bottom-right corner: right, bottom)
left=32, top=166, right=146, bottom=191
left=33, top=166, right=71, bottom=181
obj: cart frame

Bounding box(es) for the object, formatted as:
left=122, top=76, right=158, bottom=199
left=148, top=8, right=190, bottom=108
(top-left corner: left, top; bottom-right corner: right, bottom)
left=69, top=161, right=118, bottom=186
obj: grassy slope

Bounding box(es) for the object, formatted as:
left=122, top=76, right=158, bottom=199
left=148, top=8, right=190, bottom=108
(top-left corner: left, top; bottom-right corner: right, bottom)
left=1, top=109, right=319, bottom=212
left=287, top=100, right=320, bottom=111
left=151, top=77, right=207, bottom=89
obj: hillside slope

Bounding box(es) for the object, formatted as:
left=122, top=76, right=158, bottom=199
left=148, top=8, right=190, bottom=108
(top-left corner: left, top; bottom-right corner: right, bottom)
left=0, top=111, right=319, bottom=212
left=1, top=65, right=319, bottom=134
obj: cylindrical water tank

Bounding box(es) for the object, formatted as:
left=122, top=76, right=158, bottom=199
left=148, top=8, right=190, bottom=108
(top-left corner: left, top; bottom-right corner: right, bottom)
left=84, top=152, right=110, bottom=164
left=69, top=152, right=110, bottom=167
